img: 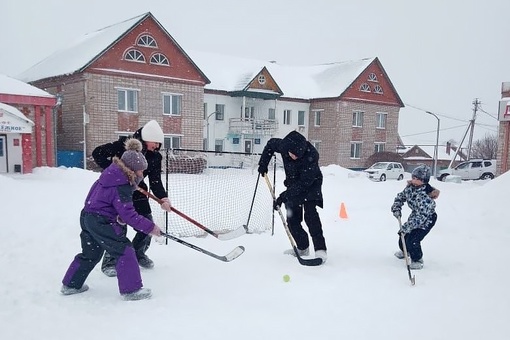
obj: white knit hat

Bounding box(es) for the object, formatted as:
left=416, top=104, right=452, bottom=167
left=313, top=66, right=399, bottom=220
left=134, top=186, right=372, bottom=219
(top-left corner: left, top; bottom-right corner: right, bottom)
left=141, top=120, right=164, bottom=143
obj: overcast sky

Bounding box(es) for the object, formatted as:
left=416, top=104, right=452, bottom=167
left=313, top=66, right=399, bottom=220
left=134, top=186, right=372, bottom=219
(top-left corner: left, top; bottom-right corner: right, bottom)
left=2, top=0, right=509, bottom=146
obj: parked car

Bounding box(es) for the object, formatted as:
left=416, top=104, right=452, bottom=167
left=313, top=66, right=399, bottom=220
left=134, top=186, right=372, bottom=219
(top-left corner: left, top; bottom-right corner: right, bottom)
left=438, top=159, right=497, bottom=181
left=364, top=162, right=405, bottom=181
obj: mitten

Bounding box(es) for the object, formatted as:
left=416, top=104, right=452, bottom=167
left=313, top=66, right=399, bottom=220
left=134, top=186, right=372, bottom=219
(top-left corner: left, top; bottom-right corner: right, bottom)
left=258, top=164, right=268, bottom=176
left=273, top=195, right=284, bottom=211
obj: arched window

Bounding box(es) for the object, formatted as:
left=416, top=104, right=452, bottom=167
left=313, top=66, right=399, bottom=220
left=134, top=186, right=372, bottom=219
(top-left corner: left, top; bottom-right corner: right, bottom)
left=137, top=34, right=157, bottom=48
left=124, top=49, right=145, bottom=63
left=368, top=73, right=378, bottom=82
left=150, top=53, right=169, bottom=66
left=374, top=85, right=383, bottom=94
left=359, top=83, right=371, bottom=92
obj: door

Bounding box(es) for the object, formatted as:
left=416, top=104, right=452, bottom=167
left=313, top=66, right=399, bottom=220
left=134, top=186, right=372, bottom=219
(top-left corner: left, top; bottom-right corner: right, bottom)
left=244, top=140, right=252, bottom=154
left=0, top=135, right=7, bottom=173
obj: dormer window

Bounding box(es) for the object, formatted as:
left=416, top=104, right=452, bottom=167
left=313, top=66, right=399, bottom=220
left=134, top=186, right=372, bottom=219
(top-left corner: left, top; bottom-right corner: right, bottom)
left=150, top=53, right=169, bottom=66
left=374, top=85, right=383, bottom=94
left=137, top=34, right=157, bottom=48
left=368, top=73, right=378, bottom=82
left=258, top=75, right=266, bottom=85
left=359, top=83, right=371, bottom=92
left=124, top=49, right=145, bottom=63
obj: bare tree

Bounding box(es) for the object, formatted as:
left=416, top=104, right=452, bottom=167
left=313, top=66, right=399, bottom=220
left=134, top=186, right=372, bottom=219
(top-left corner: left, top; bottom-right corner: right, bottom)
left=470, top=133, right=498, bottom=159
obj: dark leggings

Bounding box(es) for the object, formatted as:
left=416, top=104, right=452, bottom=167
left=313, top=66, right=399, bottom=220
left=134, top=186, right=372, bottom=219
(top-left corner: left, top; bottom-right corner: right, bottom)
left=399, top=213, right=437, bottom=261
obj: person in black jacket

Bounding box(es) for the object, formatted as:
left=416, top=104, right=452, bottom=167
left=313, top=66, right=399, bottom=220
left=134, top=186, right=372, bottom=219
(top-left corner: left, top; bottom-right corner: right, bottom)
left=258, top=131, right=327, bottom=263
left=92, top=120, right=171, bottom=276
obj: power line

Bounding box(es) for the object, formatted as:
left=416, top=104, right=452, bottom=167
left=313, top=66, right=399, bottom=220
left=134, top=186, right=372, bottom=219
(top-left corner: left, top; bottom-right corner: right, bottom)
left=401, top=124, right=467, bottom=138
left=404, top=103, right=469, bottom=123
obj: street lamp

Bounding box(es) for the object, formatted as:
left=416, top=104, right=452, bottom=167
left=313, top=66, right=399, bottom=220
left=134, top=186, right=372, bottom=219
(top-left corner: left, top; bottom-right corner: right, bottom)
left=205, top=111, right=219, bottom=151
left=426, top=111, right=440, bottom=178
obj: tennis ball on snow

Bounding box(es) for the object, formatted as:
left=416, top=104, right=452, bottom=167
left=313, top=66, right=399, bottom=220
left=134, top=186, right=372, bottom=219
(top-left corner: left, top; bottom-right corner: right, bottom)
left=283, top=274, right=290, bottom=282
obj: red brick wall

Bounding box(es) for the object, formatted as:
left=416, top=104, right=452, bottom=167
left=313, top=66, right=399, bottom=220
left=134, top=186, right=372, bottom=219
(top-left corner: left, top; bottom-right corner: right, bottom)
left=309, top=99, right=400, bottom=168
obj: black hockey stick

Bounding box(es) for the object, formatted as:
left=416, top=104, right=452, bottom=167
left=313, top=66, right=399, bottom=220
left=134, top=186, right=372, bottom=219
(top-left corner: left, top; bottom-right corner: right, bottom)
left=243, top=172, right=260, bottom=232
left=137, top=187, right=246, bottom=240
left=160, top=232, right=245, bottom=262
left=398, top=217, right=416, bottom=286
left=263, top=175, right=323, bottom=266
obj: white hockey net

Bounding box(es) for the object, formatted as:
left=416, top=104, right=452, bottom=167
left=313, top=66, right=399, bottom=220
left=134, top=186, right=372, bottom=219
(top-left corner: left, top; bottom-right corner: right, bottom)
left=149, top=149, right=274, bottom=238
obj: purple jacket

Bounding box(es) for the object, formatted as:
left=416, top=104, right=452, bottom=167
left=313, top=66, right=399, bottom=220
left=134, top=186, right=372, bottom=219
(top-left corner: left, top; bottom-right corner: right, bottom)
left=83, top=161, right=155, bottom=235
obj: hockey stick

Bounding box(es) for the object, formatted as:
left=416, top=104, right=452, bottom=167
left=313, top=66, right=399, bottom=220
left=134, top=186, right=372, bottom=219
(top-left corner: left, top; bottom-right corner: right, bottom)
left=243, top=172, right=260, bottom=232
left=137, top=187, right=246, bottom=240
left=263, top=174, right=323, bottom=266
left=398, top=217, right=416, bottom=286
left=160, top=232, right=245, bottom=262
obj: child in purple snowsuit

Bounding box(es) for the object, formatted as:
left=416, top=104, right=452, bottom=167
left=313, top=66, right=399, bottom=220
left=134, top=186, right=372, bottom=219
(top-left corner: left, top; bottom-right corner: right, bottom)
left=61, top=139, right=162, bottom=300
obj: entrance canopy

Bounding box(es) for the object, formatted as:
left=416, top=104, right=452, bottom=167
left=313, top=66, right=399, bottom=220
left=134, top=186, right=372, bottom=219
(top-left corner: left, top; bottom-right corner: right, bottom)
left=0, top=102, right=34, bottom=133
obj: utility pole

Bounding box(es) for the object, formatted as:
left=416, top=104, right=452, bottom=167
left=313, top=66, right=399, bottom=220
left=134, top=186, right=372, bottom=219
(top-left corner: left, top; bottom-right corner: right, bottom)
left=467, top=98, right=480, bottom=159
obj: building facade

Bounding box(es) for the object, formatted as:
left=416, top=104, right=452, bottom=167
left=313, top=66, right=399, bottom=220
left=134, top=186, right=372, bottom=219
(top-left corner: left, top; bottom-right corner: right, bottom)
left=19, top=12, right=403, bottom=170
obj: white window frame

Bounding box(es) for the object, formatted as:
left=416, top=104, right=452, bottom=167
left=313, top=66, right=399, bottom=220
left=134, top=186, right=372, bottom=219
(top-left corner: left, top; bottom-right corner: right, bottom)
left=313, top=110, right=322, bottom=126
left=374, top=85, right=383, bottom=94
left=376, top=112, right=387, bottom=129
left=359, top=83, right=371, bottom=92
left=163, top=135, right=181, bottom=150
left=352, top=111, right=364, bottom=127
left=374, top=142, right=385, bottom=153
left=214, top=139, right=224, bottom=153
left=150, top=53, right=169, bottom=66
left=124, top=49, right=145, bottom=63
left=298, top=110, right=305, bottom=126
left=368, top=73, right=378, bottom=82
left=137, top=34, right=157, bottom=48
left=215, top=104, right=225, bottom=120
left=244, top=106, right=255, bottom=119
left=268, top=108, right=275, bottom=120
left=163, top=93, right=182, bottom=116
left=283, top=109, right=292, bottom=125
left=117, top=88, right=139, bottom=113
left=350, top=142, right=362, bottom=159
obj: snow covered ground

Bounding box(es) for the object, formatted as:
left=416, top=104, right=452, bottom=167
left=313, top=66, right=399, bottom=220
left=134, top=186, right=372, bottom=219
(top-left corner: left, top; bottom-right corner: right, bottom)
left=1, top=165, right=509, bottom=340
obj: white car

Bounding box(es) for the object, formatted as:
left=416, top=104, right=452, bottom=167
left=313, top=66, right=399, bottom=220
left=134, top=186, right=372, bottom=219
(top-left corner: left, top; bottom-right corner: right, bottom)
left=364, top=162, right=405, bottom=181
left=438, top=159, right=496, bottom=181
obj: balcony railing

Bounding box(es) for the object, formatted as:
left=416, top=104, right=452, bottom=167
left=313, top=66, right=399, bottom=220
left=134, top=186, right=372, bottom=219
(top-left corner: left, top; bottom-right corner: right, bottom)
left=229, top=118, right=278, bottom=136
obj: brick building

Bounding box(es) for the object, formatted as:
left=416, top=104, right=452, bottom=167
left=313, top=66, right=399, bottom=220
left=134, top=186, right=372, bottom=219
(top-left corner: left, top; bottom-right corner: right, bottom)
left=19, top=12, right=209, bottom=168
left=18, top=12, right=403, bottom=170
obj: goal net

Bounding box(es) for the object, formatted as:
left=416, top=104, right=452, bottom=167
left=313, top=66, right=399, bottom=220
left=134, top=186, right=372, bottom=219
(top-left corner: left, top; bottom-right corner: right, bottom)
left=149, top=149, right=275, bottom=238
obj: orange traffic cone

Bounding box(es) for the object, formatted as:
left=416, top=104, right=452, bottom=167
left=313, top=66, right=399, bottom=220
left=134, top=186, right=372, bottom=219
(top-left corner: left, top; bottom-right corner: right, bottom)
left=339, top=202, right=348, bottom=219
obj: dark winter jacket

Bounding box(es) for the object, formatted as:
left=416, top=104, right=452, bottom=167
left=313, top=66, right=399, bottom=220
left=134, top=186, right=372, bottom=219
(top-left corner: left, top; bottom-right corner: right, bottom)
left=83, top=158, right=155, bottom=235
left=258, top=131, right=323, bottom=207
left=391, top=183, right=436, bottom=233
left=92, top=127, right=167, bottom=215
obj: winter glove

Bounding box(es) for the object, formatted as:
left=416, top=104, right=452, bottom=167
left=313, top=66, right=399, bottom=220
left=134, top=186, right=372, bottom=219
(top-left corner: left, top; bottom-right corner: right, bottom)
left=273, top=195, right=284, bottom=211
left=258, top=164, right=268, bottom=176
left=392, top=210, right=402, bottom=219
left=160, top=197, right=172, bottom=212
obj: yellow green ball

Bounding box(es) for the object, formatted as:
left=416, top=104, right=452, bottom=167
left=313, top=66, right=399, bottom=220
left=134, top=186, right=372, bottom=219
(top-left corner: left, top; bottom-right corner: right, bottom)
left=283, top=274, right=290, bottom=282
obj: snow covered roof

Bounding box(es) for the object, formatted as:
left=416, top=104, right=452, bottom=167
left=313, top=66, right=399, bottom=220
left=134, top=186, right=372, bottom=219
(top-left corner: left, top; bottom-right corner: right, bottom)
left=188, top=50, right=375, bottom=100
left=17, top=13, right=148, bottom=82
left=0, top=102, right=35, bottom=133
left=0, top=74, right=54, bottom=98
left=399, top=136, right=466, bottom=162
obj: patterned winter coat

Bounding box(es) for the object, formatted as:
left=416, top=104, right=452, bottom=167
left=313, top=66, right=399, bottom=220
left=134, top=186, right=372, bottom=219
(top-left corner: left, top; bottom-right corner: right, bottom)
left=391, top=183, right=436, bottom=233
left=258, top=131, right=323, bottom=207
left=83, top=158, right=155, bottom=235
left=92, top=127, right=167, bottom=215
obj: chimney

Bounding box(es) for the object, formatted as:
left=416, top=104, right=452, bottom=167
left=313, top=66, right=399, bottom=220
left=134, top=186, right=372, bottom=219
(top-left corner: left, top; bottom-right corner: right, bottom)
left=446, top=141, right=451, bottom=155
